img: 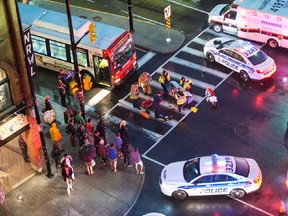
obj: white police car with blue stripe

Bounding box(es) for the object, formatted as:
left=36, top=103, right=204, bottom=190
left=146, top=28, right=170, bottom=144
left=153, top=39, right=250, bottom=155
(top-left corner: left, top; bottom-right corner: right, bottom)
left=159, top=154, right=262, bottom=200
left=203, top=37, right=276, bottom=82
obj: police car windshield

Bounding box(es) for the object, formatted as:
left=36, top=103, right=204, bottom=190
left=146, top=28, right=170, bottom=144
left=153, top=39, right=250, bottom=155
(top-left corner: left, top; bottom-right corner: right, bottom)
left=247, top=50, right=268, bottom=66
left=183, top=158, right=200, bottom=182
left=235, top=158, right=249, bottom=177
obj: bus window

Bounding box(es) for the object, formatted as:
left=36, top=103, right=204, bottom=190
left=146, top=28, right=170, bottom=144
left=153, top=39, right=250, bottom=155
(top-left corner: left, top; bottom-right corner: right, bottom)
left=70, top=48, right=88, bottom=67
left=31, top=35, right=47, bottom=55
left=49, top=40, right=67, bottom=61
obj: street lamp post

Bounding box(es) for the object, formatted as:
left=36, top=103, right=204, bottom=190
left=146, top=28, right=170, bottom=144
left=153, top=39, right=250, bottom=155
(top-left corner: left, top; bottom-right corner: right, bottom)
left=127, top=0, right=134, bottom=32
left=65, top=0, right=86, bottom=120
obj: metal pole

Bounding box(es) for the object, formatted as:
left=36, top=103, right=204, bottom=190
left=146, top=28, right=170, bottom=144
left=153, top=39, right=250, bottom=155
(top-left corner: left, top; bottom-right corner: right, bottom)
left=127, top=0, right=134, bottom=32
left=15, top=1, right=54, bottom=179
left=65, top=0, right=86, bottom=120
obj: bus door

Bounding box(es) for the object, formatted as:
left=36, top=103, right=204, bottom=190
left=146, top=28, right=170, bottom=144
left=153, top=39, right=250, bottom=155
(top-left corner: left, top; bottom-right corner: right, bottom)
left=93, top=56, right=111, bottom=87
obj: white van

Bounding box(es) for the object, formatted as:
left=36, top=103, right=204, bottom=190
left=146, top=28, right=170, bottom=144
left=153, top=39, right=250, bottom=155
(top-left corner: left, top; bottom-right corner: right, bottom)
left=208, top=0, right=288, bottom=49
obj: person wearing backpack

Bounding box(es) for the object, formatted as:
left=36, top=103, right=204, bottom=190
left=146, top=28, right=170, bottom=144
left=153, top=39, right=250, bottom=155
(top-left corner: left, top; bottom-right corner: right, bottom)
left=51, top=143, right=61, bottom=171
left=60, top=154, right=75, bottom=180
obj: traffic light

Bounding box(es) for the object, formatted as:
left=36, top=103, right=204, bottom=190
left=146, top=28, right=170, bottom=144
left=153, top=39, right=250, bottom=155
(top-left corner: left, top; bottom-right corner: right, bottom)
left=88, top=22, right=97, bottom=44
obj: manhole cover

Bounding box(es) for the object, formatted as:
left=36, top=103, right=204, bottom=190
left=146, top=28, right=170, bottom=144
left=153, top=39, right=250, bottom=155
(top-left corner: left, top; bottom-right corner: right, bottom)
left=234, top=126, right=250, bottom=136
left=93, top=16, right=102, bottom=22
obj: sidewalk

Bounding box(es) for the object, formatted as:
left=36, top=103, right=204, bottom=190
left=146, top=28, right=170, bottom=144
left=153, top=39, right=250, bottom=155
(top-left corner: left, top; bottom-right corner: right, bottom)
left=1, top=95, right=144, bottom=216
left=38, top=0, right=185, bottom=55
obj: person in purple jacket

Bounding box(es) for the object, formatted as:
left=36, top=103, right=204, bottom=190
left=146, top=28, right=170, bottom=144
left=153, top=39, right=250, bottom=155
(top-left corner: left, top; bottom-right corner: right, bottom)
left=130, top=147, right=144, bottom=174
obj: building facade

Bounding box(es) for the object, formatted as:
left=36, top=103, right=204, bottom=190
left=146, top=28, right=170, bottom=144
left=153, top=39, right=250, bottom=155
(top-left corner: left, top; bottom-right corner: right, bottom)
left=0, top=0, right=44, bottom=193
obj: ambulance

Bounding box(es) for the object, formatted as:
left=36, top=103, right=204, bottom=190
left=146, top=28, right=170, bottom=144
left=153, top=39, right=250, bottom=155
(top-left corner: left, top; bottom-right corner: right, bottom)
left=208, top=0, right=288, bottom=48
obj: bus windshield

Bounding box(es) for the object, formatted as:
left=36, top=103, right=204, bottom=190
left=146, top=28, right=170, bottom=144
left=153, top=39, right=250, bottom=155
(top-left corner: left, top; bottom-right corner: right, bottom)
left=113, top=39, right=135, bottom=72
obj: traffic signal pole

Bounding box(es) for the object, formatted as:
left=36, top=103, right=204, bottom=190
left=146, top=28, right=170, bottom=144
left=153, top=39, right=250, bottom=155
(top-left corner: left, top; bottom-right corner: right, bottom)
left=65, top=0, right=86, bottom=120
left=127, top=0, right=134, bottom=32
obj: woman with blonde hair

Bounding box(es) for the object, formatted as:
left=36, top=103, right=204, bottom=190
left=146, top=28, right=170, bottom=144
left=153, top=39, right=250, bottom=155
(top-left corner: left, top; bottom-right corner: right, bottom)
left=119, top=120, right=128, bottom=142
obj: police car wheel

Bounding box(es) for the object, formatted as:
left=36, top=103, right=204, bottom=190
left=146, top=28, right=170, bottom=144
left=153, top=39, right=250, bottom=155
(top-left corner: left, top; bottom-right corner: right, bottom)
left=206, top=52, right=215, bottom=63
left=172, top=190, right=188, bottom=200
left=212, top=24, right=222, bottom=33
left=268, top=39, right=278, bottom=48
left=240, top=70, right=249, bottom=82
left=230, top=189, right=245, bottom=198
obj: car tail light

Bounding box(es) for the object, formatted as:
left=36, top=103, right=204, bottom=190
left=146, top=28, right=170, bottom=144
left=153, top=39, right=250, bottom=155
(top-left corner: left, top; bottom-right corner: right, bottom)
left=255, top=69, right=264, bottom=74
left=254, top=176, right=260, bottom=183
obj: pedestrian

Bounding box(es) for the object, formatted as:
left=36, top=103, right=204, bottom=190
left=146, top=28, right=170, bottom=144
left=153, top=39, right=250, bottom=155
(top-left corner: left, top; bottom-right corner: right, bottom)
left=65, top=119, right=76, bottom=146
left=60, top=153, right=75, bottom=180
left=114, top=133, right=123, bottom=158
left=121, top=140, right=131, bottom=167
left=98, top=139, right=107, bottom=166
left=119, top=120, right=128, bottom=142
left=85, top=158, right=95, bottom=175
left=49, top=123, right=64, bottom=151
left=153, top=91, right=163, bottom=118
left=58, top=82, right=67, bottom=107
left=180, top=76, right=193, bottom=93
left=108, top=143, right=117, bottom=172
left=94, top=130, right=101, bottom=155
left=158, top=70, right=170, bottom=95
left=175, top=89, right=187, bottom=112
left=86, top=118, right=95, bottom=144
left=76, top=124, right=85, bottom=146
left=130, top=147, right=144, bottom=174
left=18, top=134, right=30, bottom=162
left=79, top=133, right=89, bottom=147
left=75, top=111, right=86, bottom=126
left=58, top=69, right=70, bottom=95
left=61, top=164, right=74, bottom=196
left=96, top=117, right=106, bottom=142
left=130, top=82, right=141, bottom=110
left=45, top=95, right=52, bottom=112
left=51, top=143, right=61, bottom=171
left=138, top=72, right=152, bottom=95
left=67, top=105, right=76, bottom=123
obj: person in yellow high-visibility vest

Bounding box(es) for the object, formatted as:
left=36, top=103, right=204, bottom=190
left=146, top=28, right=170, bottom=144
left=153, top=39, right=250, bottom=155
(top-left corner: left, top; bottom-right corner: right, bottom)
left=138, top=72, right=152, bottom=95
left=180, top=76, right=193, bottom=93
left=175, top=89, right=187, bottom=112
left=158, top=70, right=170, bottom=95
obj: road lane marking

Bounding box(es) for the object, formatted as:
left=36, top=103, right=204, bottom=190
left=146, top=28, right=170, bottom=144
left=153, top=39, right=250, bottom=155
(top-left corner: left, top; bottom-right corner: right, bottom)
left=166, top=0, right=209, bottom=15
left=228, top=196, right=274, bottom=216
left=86, top=89, right=111, bottom=110
left=121, top=10, right=166, bottom=26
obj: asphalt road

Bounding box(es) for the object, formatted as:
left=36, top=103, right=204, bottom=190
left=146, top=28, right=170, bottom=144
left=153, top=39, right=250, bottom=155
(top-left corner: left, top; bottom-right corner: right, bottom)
left=34, top=0, right=288, bottom=215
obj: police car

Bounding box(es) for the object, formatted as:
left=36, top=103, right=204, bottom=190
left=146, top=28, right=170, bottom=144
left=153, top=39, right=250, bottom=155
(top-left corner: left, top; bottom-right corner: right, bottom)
left=159, top=154, right=262, bottom=200
left=203, top=37, right=276, bottom=81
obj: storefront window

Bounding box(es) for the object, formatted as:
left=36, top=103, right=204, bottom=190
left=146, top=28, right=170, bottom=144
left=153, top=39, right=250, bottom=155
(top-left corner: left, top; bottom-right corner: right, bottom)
left=0, top=68, right=12, bottom=113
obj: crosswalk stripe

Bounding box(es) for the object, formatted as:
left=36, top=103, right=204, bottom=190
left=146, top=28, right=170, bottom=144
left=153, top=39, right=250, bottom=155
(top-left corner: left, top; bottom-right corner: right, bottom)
left=137, top=51, right=156, bottom=68
left=192, top=37, right=209, bottom=46
left=170, top=56, right=229, bottom=79
left=118, top=99, right=178, bottom=127
left=105, top=114, right=163, bottom=141
left=182, top=46, right=205, bottom=58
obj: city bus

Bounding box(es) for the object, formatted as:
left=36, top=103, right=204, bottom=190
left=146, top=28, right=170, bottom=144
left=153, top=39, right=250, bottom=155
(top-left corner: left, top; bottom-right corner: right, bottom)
left=18, top=3, right=137, bottom=89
